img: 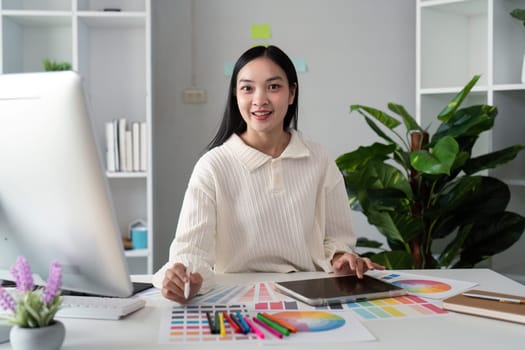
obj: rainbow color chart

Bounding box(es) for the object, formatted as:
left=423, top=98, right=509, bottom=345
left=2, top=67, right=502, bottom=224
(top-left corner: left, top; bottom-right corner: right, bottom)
left=367, top=270, right=478, bottom=299
left=158, top=301, right=376, bottom=344
left=316, top=295, right=447, bottom=320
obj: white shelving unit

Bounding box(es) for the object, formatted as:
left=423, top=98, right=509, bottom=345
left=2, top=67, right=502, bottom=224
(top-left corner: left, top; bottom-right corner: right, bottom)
left=416, top=0, right=525, bottom=281
left=0, top=0, right=153, bottom=274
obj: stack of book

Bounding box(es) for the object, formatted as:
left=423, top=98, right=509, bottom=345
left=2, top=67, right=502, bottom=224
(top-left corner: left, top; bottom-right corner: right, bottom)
left=105, top=118, right=147, bottom=173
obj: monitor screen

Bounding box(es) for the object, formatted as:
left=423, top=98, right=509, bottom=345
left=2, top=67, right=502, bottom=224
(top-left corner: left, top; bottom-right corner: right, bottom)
left=0, top=71, right=133, bottom=297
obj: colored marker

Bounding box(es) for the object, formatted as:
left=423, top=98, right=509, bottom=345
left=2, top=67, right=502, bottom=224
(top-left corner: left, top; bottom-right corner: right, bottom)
left=261, top=312, right=297, bottom=333
left=244, top=316, right=265, bottom=339
left=253, top=317, right=283, bottom=339
left=231, top=313, right=248, bottom=334
left=214, top=311, right=221, bottom=334
left=218, top=312, right=226, bottom=337
left=256, top=313, right=290, bottom=336
left=205, top=311, right=215, bottom=334
left=236, top=311, right=251, bottom=333
left=223, top=312, right=241, bottom=333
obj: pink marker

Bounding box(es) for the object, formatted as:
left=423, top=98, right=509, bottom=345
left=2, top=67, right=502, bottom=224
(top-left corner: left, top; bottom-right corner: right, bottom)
left=244, top=316, right=265, bottom=340
left=252, top=317, right=283, bottom=339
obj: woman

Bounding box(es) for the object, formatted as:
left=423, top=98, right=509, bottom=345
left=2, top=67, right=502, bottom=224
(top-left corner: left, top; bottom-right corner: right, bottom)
left=153, top=45, right=383, bottom=303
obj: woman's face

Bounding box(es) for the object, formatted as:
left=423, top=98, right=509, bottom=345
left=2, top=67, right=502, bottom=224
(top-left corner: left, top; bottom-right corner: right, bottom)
left=235, top=57, right=296, bottom=136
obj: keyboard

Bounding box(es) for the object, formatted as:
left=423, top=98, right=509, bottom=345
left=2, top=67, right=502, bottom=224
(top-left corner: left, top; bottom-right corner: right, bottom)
left=56, top=296, right=146, bottom=320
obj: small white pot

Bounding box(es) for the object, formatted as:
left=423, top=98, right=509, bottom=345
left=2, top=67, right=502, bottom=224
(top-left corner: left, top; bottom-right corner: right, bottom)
left=10, top=320, right=65, bottom=350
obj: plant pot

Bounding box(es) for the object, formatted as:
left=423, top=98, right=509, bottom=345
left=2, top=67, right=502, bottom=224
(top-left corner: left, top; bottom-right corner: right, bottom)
left=9, top=320, right=65, bottom=350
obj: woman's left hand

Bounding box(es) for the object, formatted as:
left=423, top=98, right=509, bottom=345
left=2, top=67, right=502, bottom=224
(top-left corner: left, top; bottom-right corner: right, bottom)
left=331, top=252, right=384, bottom=278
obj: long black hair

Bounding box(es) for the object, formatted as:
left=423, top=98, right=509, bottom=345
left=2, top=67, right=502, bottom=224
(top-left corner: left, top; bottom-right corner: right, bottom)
left=207, top=45, right=299, bottom=150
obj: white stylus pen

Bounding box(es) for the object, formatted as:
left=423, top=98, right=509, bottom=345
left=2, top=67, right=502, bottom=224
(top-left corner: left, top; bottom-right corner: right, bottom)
left=184, top=263, right=192, bottom=300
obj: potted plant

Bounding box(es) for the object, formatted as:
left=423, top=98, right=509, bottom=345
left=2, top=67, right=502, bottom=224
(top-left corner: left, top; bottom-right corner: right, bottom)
left=510, top=9, right=525, bottom=26
left=336, top=75, right=525, bottom=269
left=43, top=59, right=71, bottom=71
left=0, top=257, right=64, bottom=350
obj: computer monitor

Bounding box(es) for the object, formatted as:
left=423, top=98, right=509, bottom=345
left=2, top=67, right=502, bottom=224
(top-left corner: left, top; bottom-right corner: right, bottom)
left=0, top=71, right=134, bottom=297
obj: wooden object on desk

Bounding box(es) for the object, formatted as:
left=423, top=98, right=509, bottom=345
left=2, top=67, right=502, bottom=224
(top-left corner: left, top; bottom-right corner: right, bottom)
left=443, top=289, right=525, bottom=324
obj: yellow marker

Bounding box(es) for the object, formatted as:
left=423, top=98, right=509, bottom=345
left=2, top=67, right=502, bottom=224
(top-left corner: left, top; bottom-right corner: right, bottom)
left=218, top=312, right=226, bottom=337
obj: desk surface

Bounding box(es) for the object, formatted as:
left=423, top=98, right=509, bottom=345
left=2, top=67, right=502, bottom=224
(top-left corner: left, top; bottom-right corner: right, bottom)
left=1, top=269, right=524, bottom=350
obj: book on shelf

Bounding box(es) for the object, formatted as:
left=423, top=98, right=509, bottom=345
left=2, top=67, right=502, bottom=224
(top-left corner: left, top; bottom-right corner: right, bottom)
left=140, top=122, right=147, bottom=172
left=105, top=118, right=147, bottom=174
left=118, top=118, right=127, bottom=172
left=132, top=122, right=140, bottom=172
left=442, top=289, right=525, bottom=324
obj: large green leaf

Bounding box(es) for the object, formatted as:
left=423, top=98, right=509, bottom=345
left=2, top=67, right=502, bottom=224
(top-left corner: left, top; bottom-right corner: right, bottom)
left=356, top=237, right=384, bottom=249
left=429, top=176, right=511, bottom=238
left=410, top=136, right=459, bottom=175
left=388, top=102, right=423, bottom=132
left=437, top=75, right=481, bottom=122
left=363, top=116, right=398, bottom=145
left=350, top=104, right=401, bottom=129
left=336, top=143, right=395, bottom=173
left=365, top=209, right=422, bottom=246
left=432, top=105, right=496, bottom=145
left=438, top=224, right=471, bottom=267
left=454, top=212, right=525, bottom=268
left=463, top=145, right=525, bottom=174
left=368, top=251, right=414, bottom=269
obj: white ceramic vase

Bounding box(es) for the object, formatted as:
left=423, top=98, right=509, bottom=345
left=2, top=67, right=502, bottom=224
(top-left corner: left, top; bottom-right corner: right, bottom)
left=9, top=320, right=65, bottom=350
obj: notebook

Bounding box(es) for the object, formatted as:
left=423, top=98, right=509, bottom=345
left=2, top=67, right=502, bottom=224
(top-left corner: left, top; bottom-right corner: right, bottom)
left=442, top=289, right=525, bottom=324
left=274, top=274, right=407, bottom=306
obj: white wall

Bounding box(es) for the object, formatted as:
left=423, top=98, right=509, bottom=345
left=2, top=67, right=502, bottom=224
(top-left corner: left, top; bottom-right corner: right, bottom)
left=151, top=0, right=417, bottom=270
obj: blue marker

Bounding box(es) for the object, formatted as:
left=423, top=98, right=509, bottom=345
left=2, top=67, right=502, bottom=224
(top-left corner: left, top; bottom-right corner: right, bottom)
left=236, top=311, right=251, bottom=333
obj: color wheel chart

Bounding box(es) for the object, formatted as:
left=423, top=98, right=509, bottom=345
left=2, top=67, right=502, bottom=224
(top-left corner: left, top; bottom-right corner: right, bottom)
left=315, top=295, right=447, bottom=320
left=158, top=301, right=376, bottom=344
left=367, top=270, right=478, bottom=299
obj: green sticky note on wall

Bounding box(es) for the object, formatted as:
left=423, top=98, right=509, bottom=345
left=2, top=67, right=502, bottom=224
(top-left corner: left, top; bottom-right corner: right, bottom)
left=251, top=24, right=271, bottom=39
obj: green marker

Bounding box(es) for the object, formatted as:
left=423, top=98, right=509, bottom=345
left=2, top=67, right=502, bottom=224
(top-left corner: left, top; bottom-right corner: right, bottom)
left=256, top=313, right=290, bottom=336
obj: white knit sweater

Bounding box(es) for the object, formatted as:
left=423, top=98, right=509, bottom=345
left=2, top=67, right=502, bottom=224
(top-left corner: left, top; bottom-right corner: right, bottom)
left=152, top=130, right=356, bottom=290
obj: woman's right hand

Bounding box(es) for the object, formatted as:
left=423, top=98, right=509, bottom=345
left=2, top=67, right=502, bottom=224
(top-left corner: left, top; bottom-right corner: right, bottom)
left=161, top=262, right=203, bottom=304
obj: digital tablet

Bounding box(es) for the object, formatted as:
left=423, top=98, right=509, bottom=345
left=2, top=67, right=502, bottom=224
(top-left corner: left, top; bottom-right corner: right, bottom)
left=274, top=275, right=407, bottom=306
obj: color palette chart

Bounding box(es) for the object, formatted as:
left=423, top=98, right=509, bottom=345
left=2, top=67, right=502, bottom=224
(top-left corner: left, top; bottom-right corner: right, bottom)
left=158, top=301, right=376, bottom=344
left=190, top=282, right=284, bottom=305
left=367, top=270, right=478, bottom=299
left=316, top=295, right=447, bottom=320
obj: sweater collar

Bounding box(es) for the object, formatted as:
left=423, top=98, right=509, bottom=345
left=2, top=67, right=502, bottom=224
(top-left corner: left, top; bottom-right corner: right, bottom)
left=225, top=130, right=311, bottom=171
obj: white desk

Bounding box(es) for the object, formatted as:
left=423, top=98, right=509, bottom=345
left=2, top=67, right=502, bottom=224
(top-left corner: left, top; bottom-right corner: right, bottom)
left=1, top=269, right=524, bottom=349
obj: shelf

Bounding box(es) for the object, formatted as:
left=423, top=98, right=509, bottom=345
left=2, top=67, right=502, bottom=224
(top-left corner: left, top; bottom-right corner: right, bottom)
left=1, top=0, right=153, bottom=274
left=419, top=85, right=489, bottom=95
left=125, top=249, right=150, bottom=258
left=78, top=12, right=147, bottom=28
left=418, top=0, right=525, bottom=280
left=1, top=11, right=71, bottom=26
left=107, top=172, right=147, bottom=179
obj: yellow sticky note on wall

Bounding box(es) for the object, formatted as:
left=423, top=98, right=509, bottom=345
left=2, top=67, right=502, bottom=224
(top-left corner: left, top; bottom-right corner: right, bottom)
left=251, top=24, right=271, bottom=39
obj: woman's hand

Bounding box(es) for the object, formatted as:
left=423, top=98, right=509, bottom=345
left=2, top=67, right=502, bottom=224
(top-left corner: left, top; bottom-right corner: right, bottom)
left=161, top=262, right=203, bottom=304
left=331, top=252, right=384, bottom=278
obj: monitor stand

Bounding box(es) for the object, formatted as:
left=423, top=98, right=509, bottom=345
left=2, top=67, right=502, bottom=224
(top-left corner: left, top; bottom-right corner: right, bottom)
left=0, top=324, right=10, bottom=344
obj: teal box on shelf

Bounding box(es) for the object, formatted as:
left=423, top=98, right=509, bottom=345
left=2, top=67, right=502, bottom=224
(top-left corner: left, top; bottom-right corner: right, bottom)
left=129, top=220, right=148, bottom=249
